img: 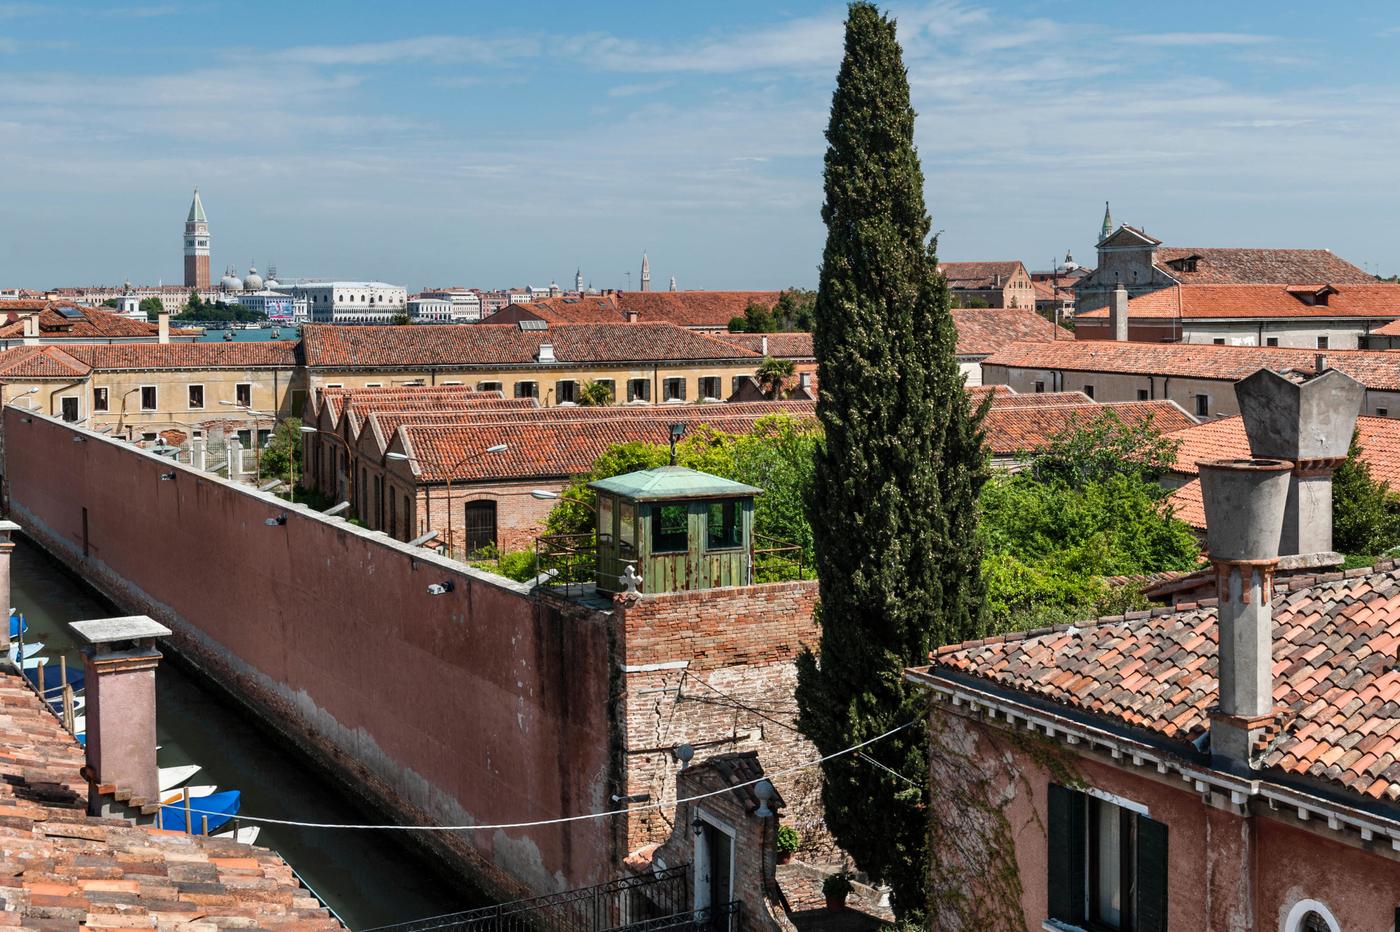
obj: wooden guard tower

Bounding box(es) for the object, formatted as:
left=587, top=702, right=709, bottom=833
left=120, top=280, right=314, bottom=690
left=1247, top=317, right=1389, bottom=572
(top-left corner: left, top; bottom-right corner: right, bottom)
left=589, top=466, right=762, bottom=595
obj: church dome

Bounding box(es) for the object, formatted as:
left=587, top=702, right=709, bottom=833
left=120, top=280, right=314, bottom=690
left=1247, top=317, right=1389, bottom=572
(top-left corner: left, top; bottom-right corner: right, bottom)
left=244, top=265, right=264, bottom=292
left=264, top=278, right=280, bottom=290
left=221, top=268, right=244, bottom=292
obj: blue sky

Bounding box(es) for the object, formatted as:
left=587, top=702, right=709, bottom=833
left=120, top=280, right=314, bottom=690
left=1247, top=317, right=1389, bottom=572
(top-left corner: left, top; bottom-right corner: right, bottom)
left=3, top=0, right=1400, bottom=290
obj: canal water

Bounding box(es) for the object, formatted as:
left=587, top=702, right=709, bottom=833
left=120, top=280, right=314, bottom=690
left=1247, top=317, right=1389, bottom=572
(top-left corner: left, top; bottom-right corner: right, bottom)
left=11, top=538, right=489, bottom=930
left=195, top=325, right=297, bottom=342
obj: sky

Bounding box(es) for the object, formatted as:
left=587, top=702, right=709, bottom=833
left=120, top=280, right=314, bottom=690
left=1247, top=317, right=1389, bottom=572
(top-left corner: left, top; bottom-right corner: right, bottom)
left=3, top=0, right=1400, bottom=291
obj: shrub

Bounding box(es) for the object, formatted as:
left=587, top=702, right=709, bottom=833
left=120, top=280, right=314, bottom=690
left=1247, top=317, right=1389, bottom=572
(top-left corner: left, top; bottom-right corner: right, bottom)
left=776, top=825, right=800, bottom=854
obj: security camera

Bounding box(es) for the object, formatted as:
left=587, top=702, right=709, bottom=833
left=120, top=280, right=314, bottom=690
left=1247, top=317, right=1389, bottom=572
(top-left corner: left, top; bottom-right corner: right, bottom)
left=427, top=581, right=456, bottom=596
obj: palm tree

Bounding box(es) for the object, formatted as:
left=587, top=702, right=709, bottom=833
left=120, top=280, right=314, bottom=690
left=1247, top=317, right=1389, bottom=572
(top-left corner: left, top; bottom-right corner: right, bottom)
left=577, top=380, right=614, bottom=406
left=756, top=356, right=795, bottom=399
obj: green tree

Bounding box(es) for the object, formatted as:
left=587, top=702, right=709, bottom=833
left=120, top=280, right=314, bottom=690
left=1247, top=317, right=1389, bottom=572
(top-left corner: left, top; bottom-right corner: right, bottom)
left=743, top=302, right=777, bottom=333
left=139, top=297, right=165, bottom=319
left=391, top=312, right=411, bottom=325
left=794, top=4, right=988, bottom=917
left=756, top=356, right=795, bottom=398
left=728, top=316, right=748, bottom=333
left=185, top=290, right=203, bottom=313
left=1334, top=431, right=1400, bottom=555
left=577, top=380, right=614, bottom=406
left=259, top=417, right=303, bottom=485
left=774, top=288, right=817, bottom=331
left=101, top=298, right=119, bottom=308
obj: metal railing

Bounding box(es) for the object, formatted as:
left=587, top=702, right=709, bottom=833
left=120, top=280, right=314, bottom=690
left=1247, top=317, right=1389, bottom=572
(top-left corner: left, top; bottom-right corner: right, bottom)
left=363, top=865, right=692, bottom=932
left=535, top=532, right=597, bottom=591
left=752, top=534, right=807, bottom=582
left=601, top=902, right=740, bottom=932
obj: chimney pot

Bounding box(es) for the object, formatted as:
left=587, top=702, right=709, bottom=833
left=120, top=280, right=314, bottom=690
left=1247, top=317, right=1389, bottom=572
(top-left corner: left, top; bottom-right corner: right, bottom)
left=760, top=335, right=769, bottom=356
left=1315, top=354, right=1327, bottom=374
left=1110, top=284, right=1129, bottom=341
left=157, top=313, right=170, bottom=345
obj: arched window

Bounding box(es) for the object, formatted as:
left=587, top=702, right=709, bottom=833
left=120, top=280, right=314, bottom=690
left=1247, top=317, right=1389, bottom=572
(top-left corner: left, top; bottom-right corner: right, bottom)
left=1284, top=900, right=1340, bottom=932
left=464, top=500, right=497, bottom=556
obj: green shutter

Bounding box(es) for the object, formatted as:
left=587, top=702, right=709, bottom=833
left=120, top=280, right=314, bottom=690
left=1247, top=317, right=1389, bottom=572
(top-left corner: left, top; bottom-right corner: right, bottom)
left=1046, top=783, right=1086, bottom=923
left=1136, top=813, right=1169, bottom=932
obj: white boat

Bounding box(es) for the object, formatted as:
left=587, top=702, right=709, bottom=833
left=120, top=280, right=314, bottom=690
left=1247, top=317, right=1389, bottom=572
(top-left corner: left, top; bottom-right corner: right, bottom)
left=162, top=784, right=217, bottom=805
left=9, top=641, right=43, bottom=662
left=158, top=764, right=201, bottom=793
left=214, top=825, right=261, bottom=845
left=71, top=714, right=84, bottom=733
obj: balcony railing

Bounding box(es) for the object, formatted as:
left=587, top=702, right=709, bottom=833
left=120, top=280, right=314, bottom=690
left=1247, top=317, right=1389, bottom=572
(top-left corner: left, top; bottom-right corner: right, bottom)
left=602, top=902, right=740, bottom=932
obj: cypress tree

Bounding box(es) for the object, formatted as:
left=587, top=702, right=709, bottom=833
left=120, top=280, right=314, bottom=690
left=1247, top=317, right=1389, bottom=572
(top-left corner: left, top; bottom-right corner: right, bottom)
left=795, top=2, right=988, bottom=917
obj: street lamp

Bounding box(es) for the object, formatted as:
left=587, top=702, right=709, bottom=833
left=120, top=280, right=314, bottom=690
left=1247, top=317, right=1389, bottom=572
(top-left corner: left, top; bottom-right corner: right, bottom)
left=300, top=425, right=356, bottom=514
left=387, top=443, right=507, bottom=559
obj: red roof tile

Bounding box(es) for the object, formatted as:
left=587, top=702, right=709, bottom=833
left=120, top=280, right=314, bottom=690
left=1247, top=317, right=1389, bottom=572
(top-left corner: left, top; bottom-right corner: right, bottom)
left=921, top=562, right=1400, bottom=803
left=1154, top=247, right=1373, bottom=285
left=0, top=345, right=93, bottom=379
left=716, top=333, right=814, bottom=359
left=983, top=339, right=1400, bottom=391
left=0, top=303, right=168, bottom=339
left=613, top=291, right=781, bottom=328
left=951, top=307, right=1068, bottom=357
left=939, top=261, right=1026, bottom=289
left=983, top=400, right=1195, bottom=456
left=302, top=323, right=758, bottom=369
left=1079, top=283, right=1400, bottom=320
left=60, top=342, right=300, bottom=370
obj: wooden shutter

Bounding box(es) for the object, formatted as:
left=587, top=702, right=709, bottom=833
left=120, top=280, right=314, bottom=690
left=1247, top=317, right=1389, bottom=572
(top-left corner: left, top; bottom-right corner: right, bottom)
left=1135, top=812, right=1169, bottom=932
left=1046, top=783, right=1086, bottom=923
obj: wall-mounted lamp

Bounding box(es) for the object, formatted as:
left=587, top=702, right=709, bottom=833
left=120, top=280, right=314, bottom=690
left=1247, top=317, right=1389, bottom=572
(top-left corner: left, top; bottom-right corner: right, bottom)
left=692, top=818, right=704, bottom=838
left=427, top=580, right=455, bottom=595
left=673, top=743, right=695, bottom=770
left=753, top=778, right=777, bottom=818
left=72, top=436, right=85, bottom=443
left=159, top=472, right=176, bottom=482
left=264, top=514, right=287, bottom=527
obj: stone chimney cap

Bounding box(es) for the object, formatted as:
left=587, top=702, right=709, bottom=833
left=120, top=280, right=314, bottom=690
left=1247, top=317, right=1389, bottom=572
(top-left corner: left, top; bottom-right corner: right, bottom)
left=69, top=615, right=171, bottom=646
left=0, top=520, right=20, bottom=534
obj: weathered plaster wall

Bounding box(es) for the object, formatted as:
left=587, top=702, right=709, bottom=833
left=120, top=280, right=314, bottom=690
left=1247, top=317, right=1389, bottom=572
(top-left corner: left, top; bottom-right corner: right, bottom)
left=3, top=408, right=618, bottom=899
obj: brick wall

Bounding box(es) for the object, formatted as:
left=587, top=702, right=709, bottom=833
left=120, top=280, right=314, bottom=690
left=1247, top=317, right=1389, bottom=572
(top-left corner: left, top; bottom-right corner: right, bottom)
left=3, top=410, right=618, bottom=900
left=613, top=583, right=829, bottom=858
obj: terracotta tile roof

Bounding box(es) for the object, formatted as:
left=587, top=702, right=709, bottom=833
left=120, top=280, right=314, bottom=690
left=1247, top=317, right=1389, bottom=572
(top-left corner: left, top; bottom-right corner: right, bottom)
left=715, top=333, right=814, bottom=359
left=1164, top=415, right=1400, bottom=529
left=938, top=261, right=1026, bottom=289
left=1078, top=283, right=1400, bottom=320
left=60, top=342, right=301, bottom=370
left=983, top=400, right=1195, bottom=456
left=951, top=307, right=1068, bottom=357
left=314, top=385, right=500, bottom=425
left=1154, top=247, right=1373, bottom=285
left=1372, top=318, right=1400, bottom=337
left=396, top=406, right=817, bottom=482
left=363, top=403, right=543, bottom=450
left=0, top=671, right=340, bottom=927
left=337, top=388, right=519, bottom=436
left=302, top=323, right=759, bottom=369
left=0, top=303, right=168, bottom=339
left=977, top=390, right=1090, bottom=408
left=503, top=296, right=623, bottom=324
left=923, top=562, right=1400, bottom=803
left=0, top=345, right=93, bottom=379
left=613, top=291, right=781, bottom=328
left=983, top=340, right=1400, bottom=391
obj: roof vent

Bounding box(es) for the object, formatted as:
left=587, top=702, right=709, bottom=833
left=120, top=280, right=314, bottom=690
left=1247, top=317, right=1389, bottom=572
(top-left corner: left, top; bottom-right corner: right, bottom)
left=537, top=342, right=556, bottom=363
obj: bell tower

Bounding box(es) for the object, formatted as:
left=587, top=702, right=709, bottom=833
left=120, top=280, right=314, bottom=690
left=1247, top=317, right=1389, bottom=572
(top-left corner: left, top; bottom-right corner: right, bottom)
left=183, top=188, right=211, bottom=289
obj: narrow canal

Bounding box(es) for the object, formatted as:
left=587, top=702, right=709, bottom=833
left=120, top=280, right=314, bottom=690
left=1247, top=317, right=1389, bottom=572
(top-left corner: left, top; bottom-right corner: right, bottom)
left=11, top=537, right=490, bottom=930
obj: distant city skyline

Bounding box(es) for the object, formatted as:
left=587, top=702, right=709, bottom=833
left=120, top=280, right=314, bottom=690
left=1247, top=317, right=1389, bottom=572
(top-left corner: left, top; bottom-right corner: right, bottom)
left=5, top=1, right=1400, bottom=290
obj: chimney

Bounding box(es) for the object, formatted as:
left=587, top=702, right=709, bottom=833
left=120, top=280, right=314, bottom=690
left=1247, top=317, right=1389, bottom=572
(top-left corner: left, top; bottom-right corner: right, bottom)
left=1109, top=284, right=1129, bottom=341
left=760, top=335, right=769, bottom=356
left=1198, top=457, right=1292, bottom=769
left=1234, top=367, right=1363, bottom=563
left=21, top=314, right=39, bottom=346
left=537, top=342, right=556, bottom=363
left=69, top=615, right=172, bottom=813
left=624, top=310, right=639, bottom=324
left=157, top=312, right=170, bottom=344
left=1314, top=354, right=1327, bottom=374
left=0, top=520, right=19, bottom=625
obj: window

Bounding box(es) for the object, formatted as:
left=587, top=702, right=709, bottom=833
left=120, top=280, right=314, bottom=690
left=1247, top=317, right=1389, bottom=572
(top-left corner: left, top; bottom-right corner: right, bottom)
left=141, top=432, right=158, bottom=442
left=93, top=387, right=109, bottom=412
left=1083, top=385, right=1095, bottom=400
left=555, top=380, right=578, bottom=403
left=365, top=382, right=383, bottom=388
left=1047, top=784, right=1167, bottom=932
left=627, top=378, right=651, bottom=402
left=1284, top=902, right=1340, bottom=932
left=477, top=381, right=503, bottom=393
left=60, top=397, right=78, bottom=422
left=1137, top=389, right=1149, bottom=401
left=619, top=501, right=637, bottom=556
left=514, top=380, right=539, bottom=399
left=598, top=495, right=614, bottom=544
left=1212, top=338, right=1225, bottom=345
left=699, top=376, right=721, bottom=400
left=1034, top=381, right=1045, bottom=394
left=652, top=503, right=688, bottom=553
left=1317, top=336, right=1329, bottom=349
left=464, top=500, right=497, bottom=556
left=595, top=379, right=616, bottom=403
left=663, top=378, right=686, bottom=402
left=188, top=384, right=204, bottom=409
left=140, top=385, right=157, bottom=410
left=236, top=429, right=252, bottom=447
left=235, top=383, right=252, bottom=407
left=706, top=501, right=742, bottom=550
left=1195, top=395, right=1209, bottom=417
left=1266, top=337, right=1279, bottom=347
left=1379, top=408, right=1390, bottom=418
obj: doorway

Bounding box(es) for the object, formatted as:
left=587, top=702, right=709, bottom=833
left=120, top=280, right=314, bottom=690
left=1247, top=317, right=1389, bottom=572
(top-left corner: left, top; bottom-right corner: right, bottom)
left=693, top=812, right=735, bottom=930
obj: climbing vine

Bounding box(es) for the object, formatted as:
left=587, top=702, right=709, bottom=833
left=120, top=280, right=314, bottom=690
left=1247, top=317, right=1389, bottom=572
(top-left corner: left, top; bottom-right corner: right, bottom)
left=924, top=706, right=1082, bottom=930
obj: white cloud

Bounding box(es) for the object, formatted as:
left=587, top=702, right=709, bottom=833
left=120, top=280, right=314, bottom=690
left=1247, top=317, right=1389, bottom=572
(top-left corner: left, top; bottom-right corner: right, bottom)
left=1124, top=32, right=1276, bottom=46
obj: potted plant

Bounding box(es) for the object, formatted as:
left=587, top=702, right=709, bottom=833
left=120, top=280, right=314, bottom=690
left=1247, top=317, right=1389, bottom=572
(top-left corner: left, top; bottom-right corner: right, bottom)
left=822, top=871, right=854, bottom=911
left=775, top=825, right=800, bottom=864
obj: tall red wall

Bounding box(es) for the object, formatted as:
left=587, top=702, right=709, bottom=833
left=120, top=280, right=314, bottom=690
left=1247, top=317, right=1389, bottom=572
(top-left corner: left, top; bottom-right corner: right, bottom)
left=2, top=409, right=618, bottom=899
